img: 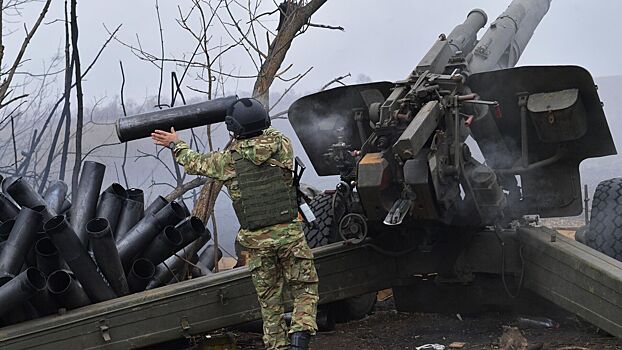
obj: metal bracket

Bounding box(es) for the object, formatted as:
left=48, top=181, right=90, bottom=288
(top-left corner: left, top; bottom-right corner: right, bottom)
left=180, top=317, right=191, bottom=333
left=218, top=288, right=229, bottom=305
left=99, top=319, right=111, bottom=342
left=383, top=198, right=412, bottom=226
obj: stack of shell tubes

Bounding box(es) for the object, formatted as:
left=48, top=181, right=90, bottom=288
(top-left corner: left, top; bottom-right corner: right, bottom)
left=0, top=161, right=222, bottom=327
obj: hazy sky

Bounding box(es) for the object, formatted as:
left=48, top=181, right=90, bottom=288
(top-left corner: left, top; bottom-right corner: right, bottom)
left=7, top=0, right=622, bottom=103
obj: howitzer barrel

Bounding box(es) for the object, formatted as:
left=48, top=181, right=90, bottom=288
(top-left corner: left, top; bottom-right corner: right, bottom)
left=467, top=0, right=552, bottom=73
left=447, top=9, right=488, bottom=55
left=116, top=96, right=238, bottom=142
left=416, top=8, right=487, bottom=75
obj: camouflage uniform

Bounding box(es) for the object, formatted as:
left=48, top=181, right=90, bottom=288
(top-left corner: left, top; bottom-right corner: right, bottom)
left=174, top=128, right=319, bottom=350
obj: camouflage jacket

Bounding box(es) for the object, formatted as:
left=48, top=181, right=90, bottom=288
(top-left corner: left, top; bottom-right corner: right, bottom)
left=174, top=128, right=304, bottom=248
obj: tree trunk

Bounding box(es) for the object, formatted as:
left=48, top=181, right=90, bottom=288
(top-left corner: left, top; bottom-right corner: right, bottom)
left=70, top=0, right=84, bottom=201
left=252, top=0, right=328, bottom=108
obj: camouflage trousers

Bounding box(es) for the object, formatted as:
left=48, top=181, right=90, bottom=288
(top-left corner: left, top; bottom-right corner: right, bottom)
left=248, top=236, right=319, bottom=350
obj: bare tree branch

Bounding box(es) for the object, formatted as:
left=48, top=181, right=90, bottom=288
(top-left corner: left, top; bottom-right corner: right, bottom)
left=307, top=22, right=344, bottom=31
left=0, top=0, right=52, bottom=109
left=119, top=61, right=130, bottom=188
left=252, top=0, right=328, bottom=107
left=269, top=65, right=312, bottom=112
left=321, top=72, right=351, bottom=91
left=165, top=177, right=208, bottom=202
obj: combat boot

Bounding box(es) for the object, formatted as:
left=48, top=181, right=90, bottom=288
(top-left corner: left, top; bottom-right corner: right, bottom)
left=289, top=331, right=311, bottom=350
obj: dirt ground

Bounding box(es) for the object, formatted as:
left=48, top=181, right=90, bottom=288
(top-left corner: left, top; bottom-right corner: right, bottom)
left=233, top=299, right=622, bottom=350
left=227, top=223, right=619, bottom=350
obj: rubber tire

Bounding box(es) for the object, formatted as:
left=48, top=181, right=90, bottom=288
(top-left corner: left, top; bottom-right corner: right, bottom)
left=331, top=293, right=377, bottom=323
left=304, top=193, right=337, bottom=248
left=585, top=178, right=622, bottom=261
left=303, top=193, right=376, bottom=323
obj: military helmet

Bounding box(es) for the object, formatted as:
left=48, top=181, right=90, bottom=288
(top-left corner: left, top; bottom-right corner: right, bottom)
left=225, top=98, right=271, bottom=139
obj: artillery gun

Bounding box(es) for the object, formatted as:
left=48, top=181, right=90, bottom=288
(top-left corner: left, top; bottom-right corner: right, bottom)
left=1, top=1, right=622, bottom=348
left=290, top=0, right=622, bottom=325
left=292, top=0, right=612, bottom=238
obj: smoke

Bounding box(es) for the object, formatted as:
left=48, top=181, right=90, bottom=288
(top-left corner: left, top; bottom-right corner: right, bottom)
left=356, top=74, right=372, bottom=83
left=287, top=82, right=393, bottom=176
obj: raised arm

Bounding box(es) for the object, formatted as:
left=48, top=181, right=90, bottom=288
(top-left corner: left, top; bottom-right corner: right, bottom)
left=151, top=128, right=234, bottom=181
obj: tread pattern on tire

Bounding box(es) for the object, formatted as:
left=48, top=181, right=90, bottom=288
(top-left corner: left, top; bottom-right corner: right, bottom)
left=587, top=178, right=622, bottom=261
left=303, top=192, right=376, bottom=323
left=303, top=193, right=335, bottom=248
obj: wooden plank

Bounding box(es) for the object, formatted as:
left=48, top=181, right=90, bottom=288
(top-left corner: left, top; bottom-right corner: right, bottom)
left=0, top=242, right=396, bottom=350
left=519, top=226, right=622, bottom=338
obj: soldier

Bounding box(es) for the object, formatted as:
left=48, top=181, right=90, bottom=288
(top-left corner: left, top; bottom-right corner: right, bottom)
left=151, top=98, right=319, bottom=350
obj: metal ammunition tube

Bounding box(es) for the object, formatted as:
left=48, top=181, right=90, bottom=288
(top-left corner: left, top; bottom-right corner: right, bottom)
left=176, top=216, right=208, bottom=246
left=59, top=199, right=71, bottom=214
left=127, top=258, right=156, bottom=293
left=88, top=218, right=130, bottom=296
left=178, top=200, right=191, bottom=217
left=126, top=188, right=145, bottom=204
left=117, top=201, right=186, bottom=267
left=29, top=288, right=59, bottom=317
left=96, top=183, right=128, bottom=236
left=0, top=219, right=14, bottom=242
left=146, top=248, right=192, bottom=290
left=169, top=253, right=201, bottom=285
left=0, top=267, right=46, bottom=318
left=0, top=193, right=20, bottom=222
left=199, top=245, right=223, bottom=273
left=116, top=96, right=238, bottom=142
left=35, top=237, right=64, bottom=276
left=144, top=195, right=169, bottom=217
left=25, top=230, right=47, bottom=268
left=147, top=235, right=210, bottom=290
left=4, top=176, right=47, bottom=208
left=44, top=216, right=116, bottom=302
left=1, top=303, right=39, bottom=326
left=0, top=207, right=43, bottom=279
left=43, top=180, right=68, bottom=215
left=140, top=226, right=184, bottom=266
left=70, top=161, right=106, bottom=247
left=47, top=269, right=91, bottom=309
left=4, top=177, right=54, bottom=220
left=116, top=198, right=144, bottom=241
